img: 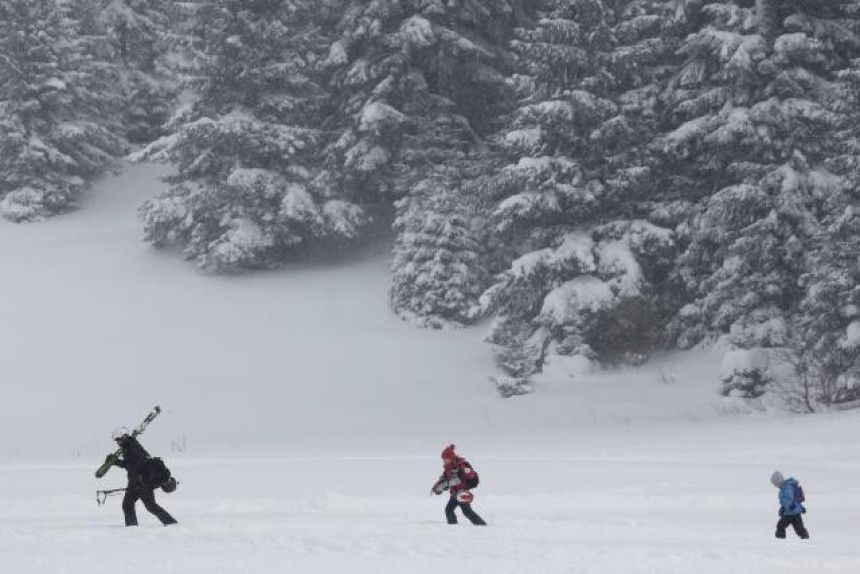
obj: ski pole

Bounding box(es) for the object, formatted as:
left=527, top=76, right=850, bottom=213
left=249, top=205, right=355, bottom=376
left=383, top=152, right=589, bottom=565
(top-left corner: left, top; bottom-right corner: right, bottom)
left=96, top=488, right=127, bottom=506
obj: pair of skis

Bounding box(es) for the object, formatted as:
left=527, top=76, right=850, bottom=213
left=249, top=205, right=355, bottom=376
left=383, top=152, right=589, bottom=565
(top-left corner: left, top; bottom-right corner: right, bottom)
left=94, top=405, right=161, bottom=478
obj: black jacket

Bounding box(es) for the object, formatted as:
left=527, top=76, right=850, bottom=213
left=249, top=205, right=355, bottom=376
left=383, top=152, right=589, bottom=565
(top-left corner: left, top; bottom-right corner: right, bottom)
left=114, top=436, right=151, bottom=482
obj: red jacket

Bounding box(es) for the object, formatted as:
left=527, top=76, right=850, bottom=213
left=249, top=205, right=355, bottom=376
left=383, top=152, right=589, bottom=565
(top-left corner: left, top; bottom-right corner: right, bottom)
left=432, top=456, right=477, bottom=496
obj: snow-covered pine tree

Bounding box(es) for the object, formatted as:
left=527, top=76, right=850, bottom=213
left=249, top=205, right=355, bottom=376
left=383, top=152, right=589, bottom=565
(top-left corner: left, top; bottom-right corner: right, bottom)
left=786, top=2, right=860, bottom=408
left=100, top=0, right=177, bottom=143
left=481, top=221, right=677, bottom=394
left=498, top=0, right=617, bottom=226
left=606, top=0, right=689, bottom=216
left=390, top=160, right=489, bottom=328
left=477, top=0, right=681, bottom=393
left=322, top=1, right=523, bottom=321
left=662, top=0, right=860, bottom=397
left=479, top=0, right=618, bottom=391
left=792, top=207, right=860, bottom=409
left=0, top=0, right=126, bottom=222
left=321, top=0, right=521, bottom=204
left=134, top=0, right=367, bottom=271
left=156, top=0, right=204, bottom=81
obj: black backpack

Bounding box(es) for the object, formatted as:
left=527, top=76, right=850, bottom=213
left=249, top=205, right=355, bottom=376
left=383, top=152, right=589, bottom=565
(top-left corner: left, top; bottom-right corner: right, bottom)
left=144, top=457, right=176, bottom=492
left=463, top=464, right=480, bottom=489
left=795, top=483, right=806, bottom=503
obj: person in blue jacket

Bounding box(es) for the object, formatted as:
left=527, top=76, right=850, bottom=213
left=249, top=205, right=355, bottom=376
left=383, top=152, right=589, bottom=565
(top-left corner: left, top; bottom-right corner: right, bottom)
left=770, top=470, right=809, bottom=539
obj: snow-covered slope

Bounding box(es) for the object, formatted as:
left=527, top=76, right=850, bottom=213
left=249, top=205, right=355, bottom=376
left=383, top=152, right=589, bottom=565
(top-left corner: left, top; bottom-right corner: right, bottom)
left=0, top=163, right=744, bottom=460
left=1, top=164, right=857, bottom=573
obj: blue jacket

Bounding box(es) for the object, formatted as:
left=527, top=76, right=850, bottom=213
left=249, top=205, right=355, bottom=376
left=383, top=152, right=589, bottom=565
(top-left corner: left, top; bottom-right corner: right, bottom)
left=778, top=478, right=805, bottom=516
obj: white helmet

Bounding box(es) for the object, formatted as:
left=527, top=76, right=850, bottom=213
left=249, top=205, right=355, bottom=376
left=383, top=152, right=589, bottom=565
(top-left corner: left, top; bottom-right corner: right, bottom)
left=111, top=427, right=130, bottom=441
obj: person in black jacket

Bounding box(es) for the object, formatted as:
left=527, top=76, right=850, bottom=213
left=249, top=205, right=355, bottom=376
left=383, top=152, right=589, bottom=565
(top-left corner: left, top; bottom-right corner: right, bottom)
left=110, top=427, right=177, bottom=526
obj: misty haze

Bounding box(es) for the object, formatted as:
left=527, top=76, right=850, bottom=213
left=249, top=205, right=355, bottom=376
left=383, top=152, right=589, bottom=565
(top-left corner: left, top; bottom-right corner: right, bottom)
left=1, top=1, right=859, bottom=573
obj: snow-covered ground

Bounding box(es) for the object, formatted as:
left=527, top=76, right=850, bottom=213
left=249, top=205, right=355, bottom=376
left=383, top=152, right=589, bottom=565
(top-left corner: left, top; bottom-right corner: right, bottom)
left=1, top=165, right=858, bottom=572
left=1, top=415, right=859, bottom=573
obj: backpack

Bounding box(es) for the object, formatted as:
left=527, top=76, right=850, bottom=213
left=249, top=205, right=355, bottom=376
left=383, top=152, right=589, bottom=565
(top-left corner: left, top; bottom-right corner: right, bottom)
left=463, top=465, right=480, bottom=489
left=144, top=457, right=172, bottom=489
left=795, top=483, right=805, bottom=504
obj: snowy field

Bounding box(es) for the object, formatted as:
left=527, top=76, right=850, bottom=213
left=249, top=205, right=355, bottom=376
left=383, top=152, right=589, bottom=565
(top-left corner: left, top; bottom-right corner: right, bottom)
left=1, top=416, right=859, bottom=574
left=1, top=164, right=858, bottom=573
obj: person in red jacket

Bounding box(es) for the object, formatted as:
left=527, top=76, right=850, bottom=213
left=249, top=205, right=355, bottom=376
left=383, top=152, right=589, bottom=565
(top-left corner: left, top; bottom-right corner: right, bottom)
left=431, top=444, right=486, bottom=525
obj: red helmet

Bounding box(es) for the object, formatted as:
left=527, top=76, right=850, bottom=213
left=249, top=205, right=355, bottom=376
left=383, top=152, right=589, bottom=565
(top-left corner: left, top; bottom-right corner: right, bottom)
left=441, top=444, right=456, bottom=461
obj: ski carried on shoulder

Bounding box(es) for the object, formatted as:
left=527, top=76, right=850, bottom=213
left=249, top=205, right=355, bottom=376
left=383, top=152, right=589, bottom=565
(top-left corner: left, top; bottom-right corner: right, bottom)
left=95, top=405, right=161, bottom=478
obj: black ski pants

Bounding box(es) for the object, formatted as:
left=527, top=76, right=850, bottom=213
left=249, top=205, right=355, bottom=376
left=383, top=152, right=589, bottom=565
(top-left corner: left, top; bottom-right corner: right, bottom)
left=123, top=482, right=177, bottom=526
left=445, top=496, right=486, bottom=525
left=775, top=514, right=808, bottom=539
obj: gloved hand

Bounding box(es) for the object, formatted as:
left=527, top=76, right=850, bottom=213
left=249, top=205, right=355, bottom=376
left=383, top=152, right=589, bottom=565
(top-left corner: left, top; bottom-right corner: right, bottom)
left=778, top=508, right=784, bottom=517
left=432, top=481, right=447, bottom=495
left=801, top=506, right=807, bottom=514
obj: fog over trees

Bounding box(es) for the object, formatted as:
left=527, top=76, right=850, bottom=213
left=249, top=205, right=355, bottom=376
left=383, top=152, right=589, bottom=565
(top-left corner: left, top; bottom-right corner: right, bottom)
left=2, top=0, right=858, bottom=407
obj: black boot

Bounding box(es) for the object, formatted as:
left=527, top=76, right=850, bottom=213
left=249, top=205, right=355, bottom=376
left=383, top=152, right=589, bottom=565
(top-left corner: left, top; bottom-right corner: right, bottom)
left=122, top=491, right=139, bottom=526
left=140, top=488, right=177, bottom=525
left=460, top=504, right=487, bottom=526
left=793, top=516, right=809, bottom=539
left=445, top=497, right=458, bottom=524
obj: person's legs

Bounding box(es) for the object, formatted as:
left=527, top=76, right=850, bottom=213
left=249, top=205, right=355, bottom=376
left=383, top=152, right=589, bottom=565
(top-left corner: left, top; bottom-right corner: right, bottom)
left=445, top=497, right=459, bottom=524
left=139, top=487, right=178, bottom=525
left=790, top=515, right=809, bottom=539
left=459, top=503, right=486, bottom=526
left=775, top=515, right=791, bottom=539
left=122, top=488, right=141, bottom=526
